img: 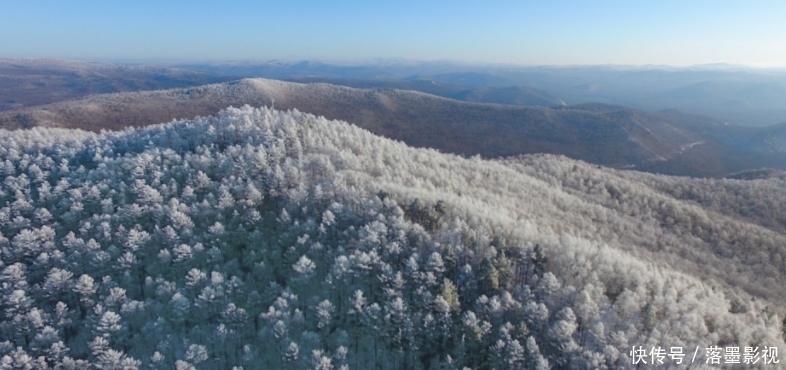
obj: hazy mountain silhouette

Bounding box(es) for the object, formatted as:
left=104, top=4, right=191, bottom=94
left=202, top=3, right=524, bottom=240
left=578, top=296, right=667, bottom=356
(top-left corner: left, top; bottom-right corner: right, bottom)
left=285, top=77, right=565, bottom=107
left=421, top=67, right=786, bottom=126
left=181, top=60, right=786, bottom=126
left=0, top=58, right=234, bottom=110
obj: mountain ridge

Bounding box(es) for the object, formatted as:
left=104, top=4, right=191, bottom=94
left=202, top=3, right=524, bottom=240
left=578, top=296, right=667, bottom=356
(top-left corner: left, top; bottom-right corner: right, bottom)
left=2, top=77, right=770, bottom=178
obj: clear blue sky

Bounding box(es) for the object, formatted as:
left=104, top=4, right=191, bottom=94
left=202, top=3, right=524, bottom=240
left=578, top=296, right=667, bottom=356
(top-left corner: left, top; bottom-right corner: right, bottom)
left=2, top=0, right=785, bottom=67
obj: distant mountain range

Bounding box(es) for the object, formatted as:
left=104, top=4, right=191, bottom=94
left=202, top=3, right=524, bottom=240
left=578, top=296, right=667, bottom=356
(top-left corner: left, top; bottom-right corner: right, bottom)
left=284, top=77, right=566, bottom=107
left=7, top=58, right=785, bottom=126
left=181, top=60, right=786, bottom=126
left=0, top=58, right=234, bottom=110
left=1, top=76, right=784, bottom=177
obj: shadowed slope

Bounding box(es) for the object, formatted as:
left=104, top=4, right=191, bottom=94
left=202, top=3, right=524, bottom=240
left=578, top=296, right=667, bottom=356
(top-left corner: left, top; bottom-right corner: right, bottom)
left=286, top=76, right=565, bottom=107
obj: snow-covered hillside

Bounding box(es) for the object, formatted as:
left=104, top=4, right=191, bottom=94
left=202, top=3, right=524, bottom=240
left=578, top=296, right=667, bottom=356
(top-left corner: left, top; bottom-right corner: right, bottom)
left=0, top=106, right=784, bottom=369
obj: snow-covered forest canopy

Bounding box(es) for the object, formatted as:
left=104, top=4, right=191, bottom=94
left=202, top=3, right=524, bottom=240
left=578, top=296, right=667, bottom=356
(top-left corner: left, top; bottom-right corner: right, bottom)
left=0, top=106, right=785, bottom=369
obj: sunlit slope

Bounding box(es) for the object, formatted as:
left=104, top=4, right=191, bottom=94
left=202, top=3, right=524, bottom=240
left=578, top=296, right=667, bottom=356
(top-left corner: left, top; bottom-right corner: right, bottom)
left=0, top=107, right=783, bottom=368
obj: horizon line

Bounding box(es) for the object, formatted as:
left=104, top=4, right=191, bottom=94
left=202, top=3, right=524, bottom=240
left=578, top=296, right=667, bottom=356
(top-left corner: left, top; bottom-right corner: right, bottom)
left=3, top=56, right=786, bottom=71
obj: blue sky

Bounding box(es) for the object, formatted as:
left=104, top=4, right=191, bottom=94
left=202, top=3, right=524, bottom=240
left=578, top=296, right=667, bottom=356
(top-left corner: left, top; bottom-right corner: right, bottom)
left=2, top=0, right=785, bottom=67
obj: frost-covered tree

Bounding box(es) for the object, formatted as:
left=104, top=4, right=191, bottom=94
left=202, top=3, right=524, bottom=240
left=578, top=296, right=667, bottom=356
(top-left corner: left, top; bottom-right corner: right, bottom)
left=0, top=106, right=783, bottom=369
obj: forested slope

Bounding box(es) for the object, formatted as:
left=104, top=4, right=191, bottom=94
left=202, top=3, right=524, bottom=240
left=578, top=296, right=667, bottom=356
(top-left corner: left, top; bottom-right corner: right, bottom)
left=0, top=107, right=784, bottom=369
left=0, top=78, right=741, bottom=177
